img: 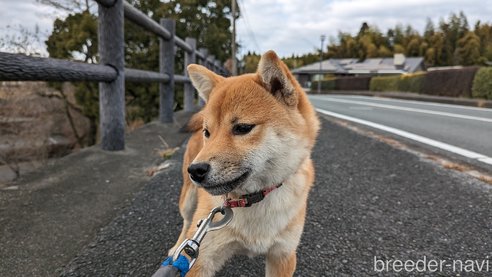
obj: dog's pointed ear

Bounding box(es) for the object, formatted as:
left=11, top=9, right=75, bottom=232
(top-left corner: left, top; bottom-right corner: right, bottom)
left=187, top=64, right=224, bottom=102
left=257, top=50, right=298, bottom=106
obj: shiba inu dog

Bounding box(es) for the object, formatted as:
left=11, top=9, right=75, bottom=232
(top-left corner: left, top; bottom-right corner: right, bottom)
left=170, top=50, right=319, bottom=276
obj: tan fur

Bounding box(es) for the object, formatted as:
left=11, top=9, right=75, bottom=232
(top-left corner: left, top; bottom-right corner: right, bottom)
left=171, top=50, right=320, bottom=276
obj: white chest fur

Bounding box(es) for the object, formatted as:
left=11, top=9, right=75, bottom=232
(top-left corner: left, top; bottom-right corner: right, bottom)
left=226, top=168, right=309, bottom=255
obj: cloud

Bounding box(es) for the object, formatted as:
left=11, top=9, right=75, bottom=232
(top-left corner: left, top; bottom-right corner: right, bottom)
left=0, top=0, right=67, bottom=56
left=237, top=0, right=492, bottom=57
left=0, top=0, right=490, bottom=58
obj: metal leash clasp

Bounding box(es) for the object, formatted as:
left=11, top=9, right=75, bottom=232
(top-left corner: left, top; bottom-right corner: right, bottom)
left=172, top=206, right=233, bottom=269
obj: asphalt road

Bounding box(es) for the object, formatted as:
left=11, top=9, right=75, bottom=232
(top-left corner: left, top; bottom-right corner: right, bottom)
left=309, top=95, right=492, bottom=166
left=59, top=118, right=492, bottom=276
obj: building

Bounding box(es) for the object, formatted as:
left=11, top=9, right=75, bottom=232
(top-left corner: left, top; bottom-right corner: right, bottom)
left=292, top=54, right=425, bottom=88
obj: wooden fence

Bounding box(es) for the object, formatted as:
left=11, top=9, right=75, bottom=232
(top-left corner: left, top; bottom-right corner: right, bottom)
left=0, top=0, right=229, bottom=151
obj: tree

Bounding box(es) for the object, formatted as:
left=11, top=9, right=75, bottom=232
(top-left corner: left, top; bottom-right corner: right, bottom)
left=46, top=12, right=97, bottom=63
left=418, top=42, right=427, bottom=57
left=365, top=46, right=378, bottom=59
left=317, top=11, right=490, bottom=67
left=155, top=0, right=236, bottom=62
left=406, top=37, right=421, bottom=56
left=122, top=0, right=238, bottom=120
left=426, top=32, right=445, bottom=66
left=46, top=11, right=99, bottom=145
left=44, top=0, right=238, bottom=145
left=424, top=18, right=435, bottom=39
left=425, top=47, right=436, bottom=66
left=392, top=24, right=405, bottom=48
left=378, top=45, right=392, bottom=57
left=439, top=11, right=470, bottom=65
left=356, top=23, right=380, bottom=60
left=393, top=44, right=405, bottom=54
left=474, top=21, right=492, bottom=62
left=242, top=52, right=261, bottom=73
left=327, top=32, right=358, bottom=58
left=455, top=31, right=482, bottom=65
left=357, top=22, right=370, bottom=37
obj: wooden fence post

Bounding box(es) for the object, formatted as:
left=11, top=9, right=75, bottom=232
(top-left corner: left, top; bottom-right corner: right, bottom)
left=197, top=48, right=208, bottom=106
left=184, top=38, right=196, bottom=112
left=199, top=48, right=208, bottom=67
left=214, top=60, right=221, bottom=75
left=98, top=0, right=125, bottom=151
left=159, top=18, right=175, bottom=123
left=208, top=55, right=215, bottom=71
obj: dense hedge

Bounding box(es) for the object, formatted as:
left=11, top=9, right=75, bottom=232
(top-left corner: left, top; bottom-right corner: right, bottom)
left=369, top=75, right=400, bottom=91
left=310, top=79, right=336, bottom=92
left=398, top=72, right=425, bottom=93
left=421, top=67, right=479, bottom=97
left=472, top=67, right=492, bottom=100
left=311, top=76, right=371, bottom=91
left=369, top=73, right=424, bottom=92
left=335, top=76, right=371, bottom=90
left=309, top=67, right=490, bottom=100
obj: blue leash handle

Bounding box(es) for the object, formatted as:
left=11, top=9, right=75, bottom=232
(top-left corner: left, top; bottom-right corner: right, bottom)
left=159, top=255, right=190, bottom=277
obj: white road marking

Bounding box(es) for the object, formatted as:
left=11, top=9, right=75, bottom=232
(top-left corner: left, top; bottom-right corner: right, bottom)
left=316, top=108, right=492, bottom=166
left=310, top=97, right=492, bottom=123
left=326, top=95, right=492, bottom=113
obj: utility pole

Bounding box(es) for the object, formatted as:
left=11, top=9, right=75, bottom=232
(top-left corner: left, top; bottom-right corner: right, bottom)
left=318, top=34, right=326, bottom=94
left=231, top=0, right=237, bottom=75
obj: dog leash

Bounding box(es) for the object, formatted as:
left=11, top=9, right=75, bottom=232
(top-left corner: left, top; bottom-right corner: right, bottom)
left=152, top=183, right=282, bottom=276
left=152, top=206, right=233, bottom=277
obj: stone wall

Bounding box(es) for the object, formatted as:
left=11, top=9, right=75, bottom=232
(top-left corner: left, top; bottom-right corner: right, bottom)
left=0, top=81, right=90, bottom=182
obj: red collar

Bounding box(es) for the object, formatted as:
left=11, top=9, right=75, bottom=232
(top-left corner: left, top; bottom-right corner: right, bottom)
left=223, top=183, right=283, bottom=208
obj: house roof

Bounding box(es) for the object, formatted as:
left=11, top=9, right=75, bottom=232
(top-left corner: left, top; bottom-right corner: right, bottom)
left=292, top=56, right=424, bottom=75
left=291, top=58, right=358, bottom=74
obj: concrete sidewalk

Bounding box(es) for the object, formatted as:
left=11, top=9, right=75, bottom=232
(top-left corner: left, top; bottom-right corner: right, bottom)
left=0, top=111, right=195, bottom=276
left=57, top=117, right=491, bottom=276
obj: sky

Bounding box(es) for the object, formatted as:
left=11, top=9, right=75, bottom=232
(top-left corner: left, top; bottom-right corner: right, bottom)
left=0, top=0, right=63, bottom=56
left=0, top=0, right=491, bottom=57
left=235, top=0, right=492, bottom=57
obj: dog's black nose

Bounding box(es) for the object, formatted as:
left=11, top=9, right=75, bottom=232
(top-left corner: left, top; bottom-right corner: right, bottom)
left=188, top=163, right=210, bottom=183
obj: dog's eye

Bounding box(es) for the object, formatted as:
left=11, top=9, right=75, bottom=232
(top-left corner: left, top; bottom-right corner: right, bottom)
left=232, top=124, right=255, bottom=135
left=203, top=128, right=210, bottom=138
